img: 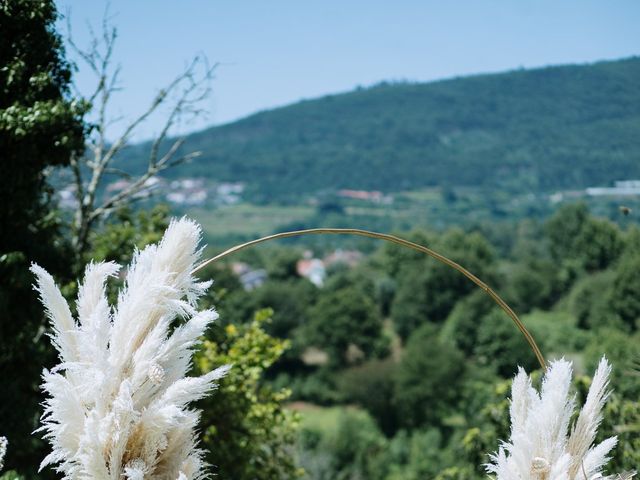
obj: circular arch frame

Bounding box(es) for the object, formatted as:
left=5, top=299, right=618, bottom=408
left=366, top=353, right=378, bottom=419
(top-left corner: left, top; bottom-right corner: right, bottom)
left=192, top=227, right=546, bottom=370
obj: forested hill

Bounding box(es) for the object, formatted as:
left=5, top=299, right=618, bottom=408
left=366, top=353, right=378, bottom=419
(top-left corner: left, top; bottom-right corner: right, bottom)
left=130, top=57, right=640, bottom=201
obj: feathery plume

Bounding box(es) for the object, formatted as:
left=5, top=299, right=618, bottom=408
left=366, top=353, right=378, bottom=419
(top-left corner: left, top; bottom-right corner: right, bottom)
left=32, top=218, right=229, bottom=480
left=486, top=357, right=634, bottom=480
left=0, top=436, right=7, bottom=471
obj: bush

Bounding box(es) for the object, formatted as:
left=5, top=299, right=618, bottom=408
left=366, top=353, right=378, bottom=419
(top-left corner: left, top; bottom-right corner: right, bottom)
left=394, top=324, right=465, bottom=429
left=195, top=309, right=302, bottom=480
left=385, top=429, right=450, bottom=480
left=568, top=270, right=621, bottom=330
left=610, top=253, right=640, bottom=331
left=337, top=358, right=398, bottom=435
left=306, top=285, right=384, bottom=367
left=547, top=204, right=623, bottom=272
left=389, top=229, right=496, bottom=339
left=439, top=290, right=494, bottom=356
left=474, top=308, right=539, bottom=377
left=297, top=407, right=389, bottom=480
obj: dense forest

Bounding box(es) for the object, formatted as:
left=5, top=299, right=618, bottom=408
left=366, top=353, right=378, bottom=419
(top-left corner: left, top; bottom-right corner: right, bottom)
left=121, top=57, right=640, bottom=202
left=194, top=202, right=640, bottom=479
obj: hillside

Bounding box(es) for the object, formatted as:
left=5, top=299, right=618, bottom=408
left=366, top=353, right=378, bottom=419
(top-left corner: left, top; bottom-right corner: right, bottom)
left=124, top=57, right=640, bottom=202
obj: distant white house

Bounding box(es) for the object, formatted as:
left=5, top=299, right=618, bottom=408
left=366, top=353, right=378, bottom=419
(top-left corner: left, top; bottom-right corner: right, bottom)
left=231, top=262, right=267, bottom=291
left=323, top=249, right=363, bottom=269
left=337, top=189, right=393, bottom=204
left=296, top=249, right=363, bottom=286
left=586, top=180, right=640, bottom=197
left=239, top=269, right=268, bottom=291
left=296, top=257, right=326, bottom=287
left=615, top=180, right=640, bottom=189
left=217, top=182, right=245, bottom=195
left=216, top=182, right=245, bottom=205
left=165, top=178, right=208, bottom=206
left=166, top=190, right=207, bottom=205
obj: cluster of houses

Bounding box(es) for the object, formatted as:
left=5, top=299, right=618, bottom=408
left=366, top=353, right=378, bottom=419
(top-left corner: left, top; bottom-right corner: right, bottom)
left=61, top=179, right=402, bottom=210
left=296, top=249, right=363, bottom=286
left=337, top=189, right=394, bottom=204
left=585, top=180, right=640, bottom=197
left=550, top=180, right=640, bottom=203
left=58, top=177, right=245, bottom=209
left=162, top=178, right=244, bottom=206
left=230, top=249, right=363, bottom=291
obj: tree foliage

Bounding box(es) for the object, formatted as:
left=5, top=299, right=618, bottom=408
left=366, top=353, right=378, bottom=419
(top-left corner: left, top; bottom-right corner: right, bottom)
left=121, top=58, right=640, bottom=202
left=196, top=309, right=302, bottom=480
left=0, top=1, right=85, bottom=475
left=306, top=284, right=384, bottom=367
left=393, top=324, right=466, bottom=429
left=609, top=252, right=640, bottom=331
left=390, top=229, right=496, bottom=339
left=547, top=203, right=623, bottom=272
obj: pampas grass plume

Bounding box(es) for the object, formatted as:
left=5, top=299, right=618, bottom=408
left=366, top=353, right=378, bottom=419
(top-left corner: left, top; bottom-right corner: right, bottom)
left=0, top=436, right=7, bottom=472
left=486, top=357, right=635, bottom=480
left=31, top=218, right=229, bottom=479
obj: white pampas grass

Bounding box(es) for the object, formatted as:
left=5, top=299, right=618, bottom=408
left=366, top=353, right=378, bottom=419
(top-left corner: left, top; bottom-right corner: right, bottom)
left=0, top=436, right=7, bottom=471
left=486, top=357, right=634, bottom=480
left=31, top=218, right=229, bottom=480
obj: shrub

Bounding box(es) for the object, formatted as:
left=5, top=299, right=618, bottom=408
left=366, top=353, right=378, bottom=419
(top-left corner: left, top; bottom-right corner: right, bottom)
left=394, top=324, right=465, bottom=429
left=196, top=309, right=301, bottom=480
left=337, top=358, right=398, bottom=435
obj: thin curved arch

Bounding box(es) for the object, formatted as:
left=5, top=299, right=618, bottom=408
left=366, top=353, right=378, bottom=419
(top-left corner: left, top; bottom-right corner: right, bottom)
left=192, top=227, right=546, bottom=370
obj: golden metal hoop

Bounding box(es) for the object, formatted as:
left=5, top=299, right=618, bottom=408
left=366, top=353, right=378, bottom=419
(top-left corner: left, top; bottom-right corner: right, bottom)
left=192, top=227, right=546, bottom=370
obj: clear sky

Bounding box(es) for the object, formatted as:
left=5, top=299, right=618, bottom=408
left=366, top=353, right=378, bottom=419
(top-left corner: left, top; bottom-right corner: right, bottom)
left=58, top=0, right=640, bottom=141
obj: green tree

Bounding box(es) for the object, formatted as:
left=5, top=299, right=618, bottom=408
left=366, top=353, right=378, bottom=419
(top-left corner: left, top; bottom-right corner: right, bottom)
left=390, top=229, right=496, bottom=339
left=0, top=1, right=85, bottom=475
left=584, top=328, right=640, bottom=398
left=547, top=203, right=590, bottom=261
left=297, top=408, right=389, bottom=480
left=503, top=258, right=562, bottom=313
left=248, top=279, right=317, bottom=339
left=609, top=253, right=640, bottom=331
left=393, top=324, right=466, bottom=429
left=568, top=270, right=621, bottom=330
left=442, top=291, right=539, bottom=377
left=473, top=308, right=538, bottom=377
left=196, top=309, right=302, bottom=480
left=338, top=358, right=398, bottom=435
left=306, top=285, right=384, bottom=367
left=547, top=204, right=623, bottom=273
left=439, top=290, right=494, bottom=356
left=266, top=248, right=303, bottom=280
left=380, top=230, right=435, bottom=278
left=386, top=429, right=458, bottom=480
left=574, top=217, right=624, bottom=271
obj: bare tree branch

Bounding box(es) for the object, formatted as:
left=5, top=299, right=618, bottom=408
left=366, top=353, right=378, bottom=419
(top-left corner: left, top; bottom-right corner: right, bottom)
left=65, top=9, right=215, bottom=258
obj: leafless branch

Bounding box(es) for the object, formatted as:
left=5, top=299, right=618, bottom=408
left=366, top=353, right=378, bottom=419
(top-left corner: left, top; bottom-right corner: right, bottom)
left=65, top=9, right=215, bottom=257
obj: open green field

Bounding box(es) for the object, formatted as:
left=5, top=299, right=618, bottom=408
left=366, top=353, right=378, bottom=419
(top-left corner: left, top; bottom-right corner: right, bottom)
left=189, top=203, right=315, bottom=242
left=292, top=404, right=351, bottom=433
left=184, top=187, right=639, bottom=248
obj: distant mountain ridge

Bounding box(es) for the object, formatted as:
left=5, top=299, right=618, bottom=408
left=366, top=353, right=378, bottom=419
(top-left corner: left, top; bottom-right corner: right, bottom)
left=125, top=57, right=640, bottom=201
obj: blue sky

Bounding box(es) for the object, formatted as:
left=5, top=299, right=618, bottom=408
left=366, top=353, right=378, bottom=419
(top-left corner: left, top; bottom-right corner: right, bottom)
left=58, top=1, right=640, bottom=141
